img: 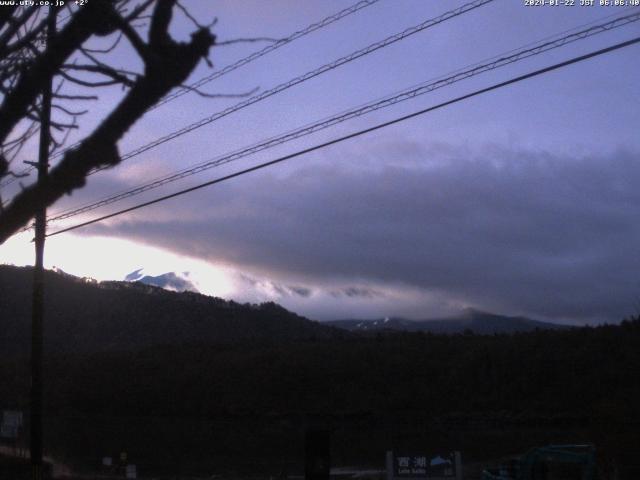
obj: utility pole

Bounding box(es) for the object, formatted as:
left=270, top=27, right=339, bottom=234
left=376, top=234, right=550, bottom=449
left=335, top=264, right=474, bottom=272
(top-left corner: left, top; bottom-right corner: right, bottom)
left=30, top=7, right=56, bottom=480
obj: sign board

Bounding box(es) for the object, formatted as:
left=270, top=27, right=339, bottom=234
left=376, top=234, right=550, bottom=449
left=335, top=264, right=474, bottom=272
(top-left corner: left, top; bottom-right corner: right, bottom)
left=126, top=464, right=137, bottom=479
left=386, top=451, right=462, bottom=480
left=1, top=410, right=23, bottom=439
left=2, top=410, right=23, bottom=427
left=0, top=424, right=19, bottom=439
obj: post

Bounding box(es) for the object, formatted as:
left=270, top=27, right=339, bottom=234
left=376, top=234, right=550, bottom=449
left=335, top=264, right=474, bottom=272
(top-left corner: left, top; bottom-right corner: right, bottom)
left=30, top=7, right=55, bottom=480
left=386, top=451, right=394, bottom=480
left=304, top=429, right=331, bottom=480
left=454, top=451, right=462, bottom=480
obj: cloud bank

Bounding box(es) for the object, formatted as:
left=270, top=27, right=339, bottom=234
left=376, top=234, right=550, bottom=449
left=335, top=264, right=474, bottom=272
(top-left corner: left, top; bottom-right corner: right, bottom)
left=80, top=140, right=640, bottom=324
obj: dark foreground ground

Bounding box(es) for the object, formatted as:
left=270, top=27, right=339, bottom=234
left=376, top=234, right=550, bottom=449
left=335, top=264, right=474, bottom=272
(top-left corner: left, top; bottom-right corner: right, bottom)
left=2, top=314, right=638, bottom=479
left=3, top=412, right=639, bottom=479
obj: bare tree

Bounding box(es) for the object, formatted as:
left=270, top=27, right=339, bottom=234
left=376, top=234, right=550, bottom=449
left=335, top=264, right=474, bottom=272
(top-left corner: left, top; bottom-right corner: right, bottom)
left=0, top=0, right=216, bottom=243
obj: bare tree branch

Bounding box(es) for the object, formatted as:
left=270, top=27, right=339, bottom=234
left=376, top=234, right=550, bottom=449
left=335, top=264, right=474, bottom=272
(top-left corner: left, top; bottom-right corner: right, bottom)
left=0, top=2, right=120, bottom=145
left=122, top=0, right=156, bottom=23
left=81, top=32, right=124, bottom=54
left=0, top=13, right=48, bottom=58
left=0, top=6, right=38, bottom=54
left=116, top=14, right=150, bottom=61
left=178, top=84, right=259, bottom=99
left=61, top=64, right=138, bottom=87
left=51, top=104, right=88, bottom=117
left=216, top=37, right=281, bottom=46
left=53, top=93, right=99, bottom=101
left=58, top=70, right=125, bottom=88
left=0, top=2, right=216, bottom=243
left=0, top=6, right=18, bottom=32
left=176, top=1, right=208, bottom=30
left=149, top=0, right=174, bottom=47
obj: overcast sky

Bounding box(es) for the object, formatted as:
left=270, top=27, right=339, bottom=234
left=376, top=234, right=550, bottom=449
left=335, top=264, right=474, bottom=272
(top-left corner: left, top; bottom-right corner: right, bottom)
left=2, top=0, right=639, bottom=324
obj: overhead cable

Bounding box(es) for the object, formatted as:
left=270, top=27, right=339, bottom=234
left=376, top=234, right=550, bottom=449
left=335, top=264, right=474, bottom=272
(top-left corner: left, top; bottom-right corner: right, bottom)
left=0, top=0, right=382, bottom=188
left=45, top=11, right=640, bottom=225
left=152, top=0, right=382, bottom=109
left=89, top=0, right=496, bottom=171
left=45, top=35, right=640, bottom=238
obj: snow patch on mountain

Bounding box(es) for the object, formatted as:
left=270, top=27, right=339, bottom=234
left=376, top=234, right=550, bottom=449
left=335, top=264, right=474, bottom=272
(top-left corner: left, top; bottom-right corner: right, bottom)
left=124, top=269, right=199, bottom=293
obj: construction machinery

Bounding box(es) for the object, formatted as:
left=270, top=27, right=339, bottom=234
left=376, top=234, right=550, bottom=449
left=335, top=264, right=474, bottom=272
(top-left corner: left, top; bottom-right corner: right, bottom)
left=482, top=444, right=596, bottom=480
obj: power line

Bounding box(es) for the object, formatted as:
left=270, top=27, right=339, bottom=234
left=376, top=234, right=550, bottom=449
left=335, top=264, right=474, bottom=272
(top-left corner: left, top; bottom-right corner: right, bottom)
left=12, top=0, right=495, bottom=190
left=86, top=0, right=494, bottom=173
left=44, top=10, right=640, bottom=225
left=152, top=0, right=381, bottom=109
left=45, top=35, right=640, bottom=238
left=0, top=0, right=382, bottom=188
left=7, top=0, right=495, bottom=190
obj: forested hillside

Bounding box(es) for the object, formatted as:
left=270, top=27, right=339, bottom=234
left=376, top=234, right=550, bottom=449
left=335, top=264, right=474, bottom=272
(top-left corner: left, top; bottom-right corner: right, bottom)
left=1, top=318, right=638, bottom=423
left=327, top=310, right=570, bottom=334
left=0, top=265, right=346, bottom=356
left=2, top=264, right=638, bottom=422
left=1, top=264, right=639, bottom=475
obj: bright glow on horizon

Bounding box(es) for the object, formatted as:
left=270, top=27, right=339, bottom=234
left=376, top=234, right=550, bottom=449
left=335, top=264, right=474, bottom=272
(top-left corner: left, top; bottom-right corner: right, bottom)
left=0, top=232, right=235, bottom=298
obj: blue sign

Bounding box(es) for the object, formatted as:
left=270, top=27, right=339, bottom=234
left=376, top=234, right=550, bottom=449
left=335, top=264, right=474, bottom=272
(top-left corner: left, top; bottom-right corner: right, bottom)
left=393, top=452, right=457, bottom=478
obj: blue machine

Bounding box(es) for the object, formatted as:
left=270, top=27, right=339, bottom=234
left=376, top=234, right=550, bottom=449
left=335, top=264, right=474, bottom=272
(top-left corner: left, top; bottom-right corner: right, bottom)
left=482, top=444, right=596, bottom=480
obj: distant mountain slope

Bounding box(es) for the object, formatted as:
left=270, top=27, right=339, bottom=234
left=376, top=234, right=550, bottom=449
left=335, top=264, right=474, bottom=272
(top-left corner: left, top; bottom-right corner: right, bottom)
left=326, top=309, right=570, bottom=334
left=0, top=265, right=345, bottom=356
left=125, top=269, right=199, bottom=292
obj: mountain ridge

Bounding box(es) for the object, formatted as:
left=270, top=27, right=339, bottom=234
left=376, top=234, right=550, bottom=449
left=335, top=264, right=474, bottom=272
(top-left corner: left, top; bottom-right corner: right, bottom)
left=0, top=264, right=346, bottom=356
left=125, top=268, right=199, bottom=292
left=1, top=265, right=571, bottom=358
left=326, top=309, right=571, bottom=334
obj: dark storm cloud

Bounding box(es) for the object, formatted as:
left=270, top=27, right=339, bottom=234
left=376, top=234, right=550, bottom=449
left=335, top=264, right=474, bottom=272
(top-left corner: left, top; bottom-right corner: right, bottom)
left=289, top=286, right=312, bottom=298
left=84, top=141, right=640, bottom=323
left=237, top=272, right=312, bottom=298
left=330, top=287, right=384, bottom=299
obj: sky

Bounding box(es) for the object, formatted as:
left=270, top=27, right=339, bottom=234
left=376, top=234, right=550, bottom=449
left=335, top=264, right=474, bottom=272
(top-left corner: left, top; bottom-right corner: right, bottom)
left=1, top=0, right=640, bottom=324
